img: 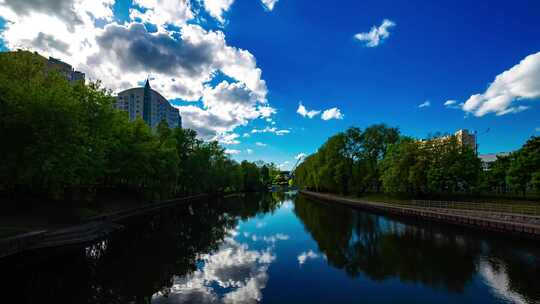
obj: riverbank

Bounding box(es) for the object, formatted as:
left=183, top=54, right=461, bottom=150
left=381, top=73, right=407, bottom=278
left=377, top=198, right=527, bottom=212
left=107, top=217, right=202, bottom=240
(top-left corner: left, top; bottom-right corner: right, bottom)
left=0, top=193, right=214, bottom=259
left=300, top=191, right=540, bottom=238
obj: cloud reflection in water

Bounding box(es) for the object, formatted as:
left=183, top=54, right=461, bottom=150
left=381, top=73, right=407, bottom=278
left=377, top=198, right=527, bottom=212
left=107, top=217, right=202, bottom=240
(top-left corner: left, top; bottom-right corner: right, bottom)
left=152, top=230, right=289, bottom=303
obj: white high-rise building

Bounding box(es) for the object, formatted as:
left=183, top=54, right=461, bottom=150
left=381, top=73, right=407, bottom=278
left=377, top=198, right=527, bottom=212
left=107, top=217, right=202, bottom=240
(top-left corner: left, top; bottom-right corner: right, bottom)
left=115, top=79, right=182, bottom=129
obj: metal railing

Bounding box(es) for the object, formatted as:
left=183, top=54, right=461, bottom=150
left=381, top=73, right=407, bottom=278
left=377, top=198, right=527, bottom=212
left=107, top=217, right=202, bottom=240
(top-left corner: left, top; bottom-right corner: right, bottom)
left=404, top=200, right=540, bottom=216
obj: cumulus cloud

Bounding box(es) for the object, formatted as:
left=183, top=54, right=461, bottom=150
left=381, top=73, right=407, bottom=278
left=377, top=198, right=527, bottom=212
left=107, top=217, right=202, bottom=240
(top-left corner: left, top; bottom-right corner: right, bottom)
left=260, top=0, right=279, bottom=11
left=225, top=149, right=241, bottom=155
left=461, top=51, right=540, bottom=117
left=321, top=107, right=344, bottom=120
left=90, top=23, right=267, bottom=101
left=297, top=102, right=321, bottom=118
left=418, top=101, right=431, bottom=108
left=297, top=250, right=320, bottom=266
left=0, top=0, right=114, bottom=67
left=96, top=23, right=272, bottom=139
left=22, top=32, right=71, bottom=54
left=203, top=0, right=235, bottom=24
left=175, top=105, right=242, bottom=138
left=130, top=0, right=194, bottom=29
left=255, top=142, right=267, bottom=147
left=0, top=0, right=84, bottom=31
left=354, top=19, right=395, bottom=48
left=91, top=23, right=214, bottom=85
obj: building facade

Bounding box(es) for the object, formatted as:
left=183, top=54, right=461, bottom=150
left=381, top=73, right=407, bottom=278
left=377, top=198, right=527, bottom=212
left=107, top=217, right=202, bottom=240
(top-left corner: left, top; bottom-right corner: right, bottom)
left=420, top=129, right=477, bottom=152
left=46, top=56, right=85, bottom=84
left=1, top=50, right=85, bottom=84
left=454, top=129, right=477, bottom=151
left=115, top=80, right=182, bottom=129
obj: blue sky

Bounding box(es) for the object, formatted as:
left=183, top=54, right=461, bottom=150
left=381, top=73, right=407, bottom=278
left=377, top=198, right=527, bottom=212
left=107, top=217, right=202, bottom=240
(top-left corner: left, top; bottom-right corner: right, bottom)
left=1, top=0, right=539, bottom=169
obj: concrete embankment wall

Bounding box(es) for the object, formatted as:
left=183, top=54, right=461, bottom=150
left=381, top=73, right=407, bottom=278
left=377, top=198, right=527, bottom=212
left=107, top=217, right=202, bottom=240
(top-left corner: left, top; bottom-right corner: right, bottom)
left=300, top=191, right=540, bottom=239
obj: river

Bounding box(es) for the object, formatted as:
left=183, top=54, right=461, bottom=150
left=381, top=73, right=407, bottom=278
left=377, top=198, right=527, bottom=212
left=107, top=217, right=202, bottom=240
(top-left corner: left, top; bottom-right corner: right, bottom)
left=3, top=192, right=539, bottom=303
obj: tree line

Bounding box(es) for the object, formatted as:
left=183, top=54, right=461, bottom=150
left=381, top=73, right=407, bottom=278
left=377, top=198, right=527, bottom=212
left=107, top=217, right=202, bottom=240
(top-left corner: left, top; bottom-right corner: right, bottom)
left=0, top=51, right=274, bottom=201
left=294, top=124, right=540, bottom=197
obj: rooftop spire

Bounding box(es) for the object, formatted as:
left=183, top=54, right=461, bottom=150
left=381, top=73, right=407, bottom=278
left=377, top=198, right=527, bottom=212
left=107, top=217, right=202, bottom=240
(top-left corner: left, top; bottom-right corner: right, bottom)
left=144, top=77, right=151, bottom=89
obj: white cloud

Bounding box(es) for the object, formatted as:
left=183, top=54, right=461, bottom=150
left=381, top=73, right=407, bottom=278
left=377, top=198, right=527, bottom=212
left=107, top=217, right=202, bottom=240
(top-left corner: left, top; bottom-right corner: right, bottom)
left=255, top=142, right=267, bottom=147
left=130, top=0, right=194, bottom=29
left=260, top=0, right=279, bottom=11
left=174, top=105, right=246, bottom=138
left=200, top=81, right=272, bottom=131
left=354, top=19, right=396, bottom=48
left=225, top=149, right=241, bottom=155
left=321, top=107, right=344, bottom=120
left=242, top=133, right=251, bottom=138
left=444, top=100, right=457, bottom=106
left=444, top=99, right=464, bottom=110
left=535, top=127, right=540, bottom=132
left=251, top=126, right=290, bottom=136
left=297, top=102, right=321, bottom=118
left=418, top=101, right=431, bottom=108
left=0, top=0, right=114, bottom=71
left=216, top=132, right=241, bottom=145
left=203, top=0, right=234, bottom=24
left=295, top=153, right=307, bottom=161
left=297, top=250, right=320, bottom=266
left=462, top=51, right=540, bottom=117
left=246, top=148, right=254, bottom=155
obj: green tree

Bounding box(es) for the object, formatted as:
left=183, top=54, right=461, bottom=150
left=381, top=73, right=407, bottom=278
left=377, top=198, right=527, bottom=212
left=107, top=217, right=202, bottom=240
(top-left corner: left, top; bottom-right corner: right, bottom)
left=507, top=136, right=540, bottom=194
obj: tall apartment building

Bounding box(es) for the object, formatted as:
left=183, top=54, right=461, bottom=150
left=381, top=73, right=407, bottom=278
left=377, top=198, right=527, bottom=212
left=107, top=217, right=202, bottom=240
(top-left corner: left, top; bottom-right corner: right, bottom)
left=115, top=79, right=182, bottom=129
left=454, top=129, right=477, bottom=151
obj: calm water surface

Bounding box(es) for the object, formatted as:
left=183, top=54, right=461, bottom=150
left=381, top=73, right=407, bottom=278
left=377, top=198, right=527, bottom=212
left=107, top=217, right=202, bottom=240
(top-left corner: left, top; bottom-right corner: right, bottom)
left=4, top=193, right=540, bottom=303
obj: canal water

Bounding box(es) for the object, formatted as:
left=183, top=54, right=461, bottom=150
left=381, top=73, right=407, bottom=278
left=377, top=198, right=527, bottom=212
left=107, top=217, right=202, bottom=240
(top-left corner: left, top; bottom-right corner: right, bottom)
left=3, top=192, right=539, bottom=303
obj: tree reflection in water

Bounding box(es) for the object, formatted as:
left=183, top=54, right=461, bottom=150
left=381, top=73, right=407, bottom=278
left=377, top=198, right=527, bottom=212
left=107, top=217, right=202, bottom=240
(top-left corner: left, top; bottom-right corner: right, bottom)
left=3, top=194, right=282, bottom=304
left=2, top=192, right=538, bottom=304
left=293, top=195, right=540, bottom=302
